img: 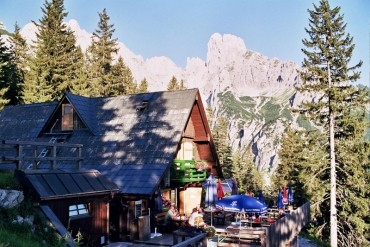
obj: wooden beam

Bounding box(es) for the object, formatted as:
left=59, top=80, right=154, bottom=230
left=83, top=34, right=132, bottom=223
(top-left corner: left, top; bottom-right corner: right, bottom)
left=2, top=156, right=83, bottom=162
left=2, top=140, right=82, bottom=148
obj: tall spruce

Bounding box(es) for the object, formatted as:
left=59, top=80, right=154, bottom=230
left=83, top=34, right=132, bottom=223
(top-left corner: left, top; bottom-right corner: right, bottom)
left=111, top=56, right=137, bottom=95
left=86, top=8, right=118, bottom=96
left=167, top=76, right=186, bottom=91
left=69, top=46, right=90, bottom=96
left=0, top=35, right=10, bottom=109
left=232, top=147, right=264, bottom=195
left=8, top=23, right=29, bottom=104
left=212, top=115, right=233, bottom=178
left=298, top=1, right=369, bottom=245
left=137, top=78, right=149, bottom=93
left=23, top=0, right=83, bottom=102
left=0, top=33, right=23, bottom=106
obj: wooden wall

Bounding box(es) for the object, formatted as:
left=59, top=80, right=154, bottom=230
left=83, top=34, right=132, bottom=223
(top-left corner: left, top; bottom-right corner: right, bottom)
left=265, top=202, right=310, bottom=246
left=45, top=196, right=109, bottom=247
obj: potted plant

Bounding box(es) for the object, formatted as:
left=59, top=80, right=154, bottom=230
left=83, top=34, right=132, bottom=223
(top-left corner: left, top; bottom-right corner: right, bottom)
left=203, top=226, right=216, bottom=238
left=194, top=160, right=208, bottom=172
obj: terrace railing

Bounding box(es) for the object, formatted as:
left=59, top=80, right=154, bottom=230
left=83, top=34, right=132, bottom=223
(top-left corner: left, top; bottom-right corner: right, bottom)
left=0, top=140, right=83, bottom=170
left=265, top=201, right=311, bottom=246
left=170, top=159, right=207, bottom=183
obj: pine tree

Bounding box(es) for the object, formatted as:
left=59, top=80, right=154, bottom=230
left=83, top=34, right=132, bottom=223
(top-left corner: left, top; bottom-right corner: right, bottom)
left=110, top=56, right=137, bottom=95
left=69, top=46, right=90, bottom=96
left=212, top=115, right=233, bottom=178
left=8, top=23, right=29, bottom=104
left=0, top=37, right=10, bottom=109
left=232, top=147, right=264, bottom=195
left=24, top=0, right=84, bottom=102
left=137, top=78, right=149, bottom=93
left=0, top=34, right=16, bottom=106
left=167, top=76, right=186, bottom=91
left=277, top=127, right=327, bottom=209
left=298, top=1, right=369, bottom=245
left=167, top=76, right=178, bottom=91
left=86, top=8, right=118, bottom=96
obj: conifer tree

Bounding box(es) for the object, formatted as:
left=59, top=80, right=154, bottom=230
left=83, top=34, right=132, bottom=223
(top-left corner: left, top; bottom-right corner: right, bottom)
left=110, top=56, right=137, bottom=95
left=212, top=115, right=233, bottom=178
left=0, top=34, right=18, bottom=106
left=69, top=47, right=90, bottom=96
left=86, top=8, right=118, bottom=96
left=0, top=37, right=10, bottom=109
left=24, top=0, right=84, bottom=102
left=167, top=76, right=178, bottom=91
left=8, top=23, right=29, bottom=104
left=167, top=76, right=186, bottom=91
left=137, top=78, right=149, bottom=93
left=297, top=1, right=369, bottom=245
left=232, top=147, right=264, bottom=194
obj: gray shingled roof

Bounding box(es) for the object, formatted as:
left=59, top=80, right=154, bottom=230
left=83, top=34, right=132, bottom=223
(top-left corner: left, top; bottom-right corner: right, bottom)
left=15, top=169, right=119, bottom=200
left=0, top=89, right=199, bottom=197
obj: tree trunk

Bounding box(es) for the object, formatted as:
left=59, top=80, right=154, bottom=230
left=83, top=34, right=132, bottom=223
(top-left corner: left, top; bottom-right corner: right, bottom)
left=328, top=61, right=337, bottom=247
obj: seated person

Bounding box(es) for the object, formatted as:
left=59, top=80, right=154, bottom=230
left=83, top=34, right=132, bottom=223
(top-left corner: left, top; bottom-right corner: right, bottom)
left=197, top=205, right=204, bottom=215
left=188, top=208, right=206, bottom=227
left=162, top=195, right=172, bottom=208
left=278, top=208, right=287, bottom=218
left=164, top=204, right=179, bottom=225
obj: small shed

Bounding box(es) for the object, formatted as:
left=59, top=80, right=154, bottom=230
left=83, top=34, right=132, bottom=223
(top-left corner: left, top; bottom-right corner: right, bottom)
left=15, top=169, right=119, bottom=247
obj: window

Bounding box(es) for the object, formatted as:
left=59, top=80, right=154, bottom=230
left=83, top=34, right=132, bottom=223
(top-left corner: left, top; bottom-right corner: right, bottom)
left=62, top=104, right=73, bottom=131
left=69, top=204, right=89, bottom=217
left=176, top=142, right=194, bottom=160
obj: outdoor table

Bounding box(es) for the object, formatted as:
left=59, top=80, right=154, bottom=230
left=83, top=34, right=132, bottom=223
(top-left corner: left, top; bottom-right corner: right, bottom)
left=172, top=215, right=189, bottom=228
left=240, top=219, right=262, bottom=228
left=172, top=229, right=201, bottom=244
left=235, top=211, right=247, bottom=220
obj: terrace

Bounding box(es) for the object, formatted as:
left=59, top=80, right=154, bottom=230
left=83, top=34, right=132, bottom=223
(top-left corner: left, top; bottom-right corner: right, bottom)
left=107, top=202, right=310, bottom=247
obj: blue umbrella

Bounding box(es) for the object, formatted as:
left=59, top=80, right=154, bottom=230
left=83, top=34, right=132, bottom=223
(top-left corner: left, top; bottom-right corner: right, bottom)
left=204, top=174, right=217, bottom=207
left=288, top=184, right=294, bottom=203
left=231, top=178, right=239, bottom=195
left=277, top=190, right=284, bottom=209
left=258, top=190, right=265, bottom=204
left=215, top=194, right=267, bottom=214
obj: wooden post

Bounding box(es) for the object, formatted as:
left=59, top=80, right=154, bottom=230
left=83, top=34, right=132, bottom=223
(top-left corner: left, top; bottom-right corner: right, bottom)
left=33, top=148, right=37, bottom=169
left=78, top=147, right=82, bottom=169
left=51, top=145, right=57, bottom=169
left=17, top=144, right=22, bottom=170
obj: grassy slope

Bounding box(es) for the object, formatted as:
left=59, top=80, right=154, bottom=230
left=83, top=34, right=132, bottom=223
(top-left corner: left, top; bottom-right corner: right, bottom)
left=0, top=171, right=64, bottom=247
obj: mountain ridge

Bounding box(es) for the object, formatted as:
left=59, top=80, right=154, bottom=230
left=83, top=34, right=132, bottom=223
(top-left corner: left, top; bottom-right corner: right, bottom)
left=10, top=19, right=305, bottom=182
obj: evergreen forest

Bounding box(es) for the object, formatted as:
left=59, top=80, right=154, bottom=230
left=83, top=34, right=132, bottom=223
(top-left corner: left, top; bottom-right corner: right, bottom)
left=0, top=0, right=369, bottom=246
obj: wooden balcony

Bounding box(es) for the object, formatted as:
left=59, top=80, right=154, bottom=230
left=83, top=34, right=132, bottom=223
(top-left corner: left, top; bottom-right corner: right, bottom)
left=170, top=159, right=207, bottom=183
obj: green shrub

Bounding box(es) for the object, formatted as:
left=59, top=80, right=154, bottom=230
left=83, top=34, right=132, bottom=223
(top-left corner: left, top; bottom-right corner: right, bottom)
left=0, top=171, right=20, bottom=189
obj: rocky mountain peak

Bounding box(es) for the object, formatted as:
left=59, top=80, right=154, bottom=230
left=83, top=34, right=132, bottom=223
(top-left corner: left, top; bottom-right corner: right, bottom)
left=13, top=19, right=304, bottom=180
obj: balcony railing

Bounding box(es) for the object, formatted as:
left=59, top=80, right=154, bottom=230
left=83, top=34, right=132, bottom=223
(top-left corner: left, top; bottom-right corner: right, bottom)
left=170, top=159, right=207, bottom=183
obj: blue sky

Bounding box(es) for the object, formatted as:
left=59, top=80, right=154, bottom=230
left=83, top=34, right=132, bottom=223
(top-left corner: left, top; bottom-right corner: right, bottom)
left=1, top=0, right=369, bottom=85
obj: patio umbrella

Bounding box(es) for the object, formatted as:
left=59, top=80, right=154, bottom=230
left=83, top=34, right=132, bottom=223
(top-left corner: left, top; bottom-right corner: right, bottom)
left=215, top=194, right=267, bottom=214
left=217, top=180, right=225, bottom=199
left=277, top=190, right=284, bottom=209
left=258, top=190, right=265, bottom=204
left=204, top=174, right=217, bottom=226
left=283, top=185, right=288, bottom=205
left=288, top=183, right=294, bottom=204
left=205, top=174, right=217, bottom=207
left=231, top=178, right=239, bottom=195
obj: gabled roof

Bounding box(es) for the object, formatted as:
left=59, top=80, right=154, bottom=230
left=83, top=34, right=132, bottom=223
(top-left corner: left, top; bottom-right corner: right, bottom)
left=15, top=169, right=119, bottom=201
left=0, top=101, right=58, bottom=140
left=64, top=93, right=99, bottom=135
left=0, top=89, right=202, bottom=197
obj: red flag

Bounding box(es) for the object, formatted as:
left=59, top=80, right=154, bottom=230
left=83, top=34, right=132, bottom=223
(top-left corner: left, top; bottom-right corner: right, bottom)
left=217, top=180, right=225, bottom=199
